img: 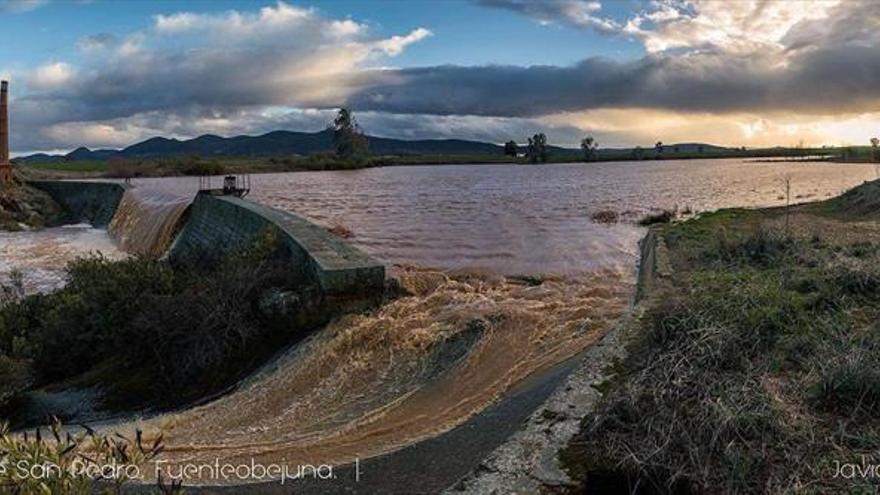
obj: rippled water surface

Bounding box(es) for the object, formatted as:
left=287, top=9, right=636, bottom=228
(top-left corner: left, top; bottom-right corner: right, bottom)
left=0, top=223, right=124, bottom=292
left=131, top=159, right=880, bottom=276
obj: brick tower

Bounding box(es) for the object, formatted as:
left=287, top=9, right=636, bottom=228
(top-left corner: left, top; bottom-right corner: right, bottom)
left=0, top=81, right=11, bottom=187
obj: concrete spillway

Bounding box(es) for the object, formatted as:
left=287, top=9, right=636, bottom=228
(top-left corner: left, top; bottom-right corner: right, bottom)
left=28, top=180, right=385, bottom=298
left=26, top=179, right=632, bottom=490
left=108, top=188, right=191, bottom=258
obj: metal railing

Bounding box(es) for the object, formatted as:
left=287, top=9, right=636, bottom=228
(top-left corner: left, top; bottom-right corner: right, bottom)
left=199, top=173, right=251, bottom=197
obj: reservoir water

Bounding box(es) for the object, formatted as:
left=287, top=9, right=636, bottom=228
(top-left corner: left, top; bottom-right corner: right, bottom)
left=132, top=158, right=880, bottom=275
left=6, top=158, right=880, bottom=475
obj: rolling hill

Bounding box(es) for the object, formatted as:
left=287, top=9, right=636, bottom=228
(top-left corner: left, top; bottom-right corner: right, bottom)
left=18, top=129, right=584, bottom=163
left=15, top=128, right=748, bottom=165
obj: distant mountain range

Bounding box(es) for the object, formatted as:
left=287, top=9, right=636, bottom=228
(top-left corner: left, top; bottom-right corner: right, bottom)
left=17, top=129, right=583, bottom=163
left=15, top=128, right=735, bottom=163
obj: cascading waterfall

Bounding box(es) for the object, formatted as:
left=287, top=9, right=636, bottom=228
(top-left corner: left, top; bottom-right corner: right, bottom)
left=108, top=188, right=192, bottom=258
left=113, top=265, right=634, bottom=476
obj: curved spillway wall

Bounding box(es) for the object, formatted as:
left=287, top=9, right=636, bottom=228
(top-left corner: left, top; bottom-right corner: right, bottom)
left=29, top=180, right=126, bottom=227
left=29, top=181, right=385, bottom=299
left=168, top=193, right=385, bottom=296
left=108, top=188, right=192, bottom=258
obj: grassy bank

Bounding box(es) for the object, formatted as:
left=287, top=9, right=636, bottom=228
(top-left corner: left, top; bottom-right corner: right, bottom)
left=563, top=180, right=880, bottom=493
left=18, top=146, right=842, bottom=179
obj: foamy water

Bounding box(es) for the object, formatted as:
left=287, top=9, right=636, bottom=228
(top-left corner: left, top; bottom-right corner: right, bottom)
left=108, top=188, right=191, bottom=257
left=7, top=159, right=880, bottom=478
left=0, top=223, right=125, bottom=293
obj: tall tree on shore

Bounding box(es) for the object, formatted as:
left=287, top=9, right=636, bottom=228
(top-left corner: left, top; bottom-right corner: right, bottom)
left=580, top=136, right=598, bottom=161
left=504, top=140, right=518, bottom=157
left=655, top=141, right=663, bottom=154
left=332, top=108, right=368, bottom=159
left=871, top=137, right=879, bottom=161
left=527, top=133, right=548, bottom=163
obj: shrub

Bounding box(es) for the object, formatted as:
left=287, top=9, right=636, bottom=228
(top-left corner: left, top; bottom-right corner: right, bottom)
left=591, top=210, right=619, bottom=224
left=830, top=266, right=880, bottom=299
left=638, top=208, right=676, bottom=226
left=707, top=227, right=795, bottom=267
left=178, top=157, right=226, bottom=176
left=0, top=355, right=30, bottom=408
left=810, top=336, right=880, bottom=415
left=564, top=219, right=880, bottom=493
left=0, top=419, right=180, bottom=494
left=0, top=234, right=321, bottom=408
left=566, top=293, right=784, bottom=493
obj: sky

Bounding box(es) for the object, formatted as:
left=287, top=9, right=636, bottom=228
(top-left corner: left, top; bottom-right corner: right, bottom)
left=1, top=0, right=879, bottom=154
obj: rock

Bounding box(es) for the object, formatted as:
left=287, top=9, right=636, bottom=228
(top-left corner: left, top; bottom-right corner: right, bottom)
left=0, top=177, right=67, bottom=231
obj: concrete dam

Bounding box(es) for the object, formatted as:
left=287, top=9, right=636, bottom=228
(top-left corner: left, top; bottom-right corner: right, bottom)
left=28, top=180, right=386, bottom=299
left=22, top=178, right=633, bottom=492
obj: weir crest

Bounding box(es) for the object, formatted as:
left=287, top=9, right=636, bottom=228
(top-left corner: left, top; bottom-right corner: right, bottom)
left=108, top=188, right=191, bottom=258
left=28, top=180, right=385, bottom=298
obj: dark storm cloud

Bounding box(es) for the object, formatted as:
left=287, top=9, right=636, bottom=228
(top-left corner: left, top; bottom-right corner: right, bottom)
left=346, top=43, right=880, bottom=117
left=10, top=45, right=377, bottom=150
left=10, top=0, right=880, bottom=152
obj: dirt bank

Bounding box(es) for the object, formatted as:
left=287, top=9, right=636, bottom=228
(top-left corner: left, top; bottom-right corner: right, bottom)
left=0, top=168, right=67, bottom=230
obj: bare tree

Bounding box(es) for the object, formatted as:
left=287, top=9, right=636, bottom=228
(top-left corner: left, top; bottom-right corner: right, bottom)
left=527, top=133, right=548, bottom=163
left=580, top=136, right=598, bottom=161
left=781, top=174, right=792, bottom=236
left=332, top=108, right=369, bottom=159
left=504, top=140, right=518, bottom=157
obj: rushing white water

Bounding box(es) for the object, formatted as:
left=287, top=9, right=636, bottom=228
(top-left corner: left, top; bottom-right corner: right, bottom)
left=0, top=223, right=125, bottom=294
left=108, top=188, right=192, bottom=258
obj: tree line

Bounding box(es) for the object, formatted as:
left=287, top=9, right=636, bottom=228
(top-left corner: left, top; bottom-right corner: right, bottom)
left=503, top=133, right=600, bottom=163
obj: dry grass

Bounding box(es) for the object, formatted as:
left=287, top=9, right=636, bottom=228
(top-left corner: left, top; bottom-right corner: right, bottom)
left=0, top=418, right=180, bottom=494
left=563, top=197, right=880, bottom=493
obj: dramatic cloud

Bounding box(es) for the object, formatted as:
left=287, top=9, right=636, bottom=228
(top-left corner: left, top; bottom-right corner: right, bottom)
left=8, top=0, right=880, bottom=152
left=347, top=45, right=880, bottom=117
left=26, top=62, right=76, bottom=91
left=479, top=0, right=619, bottom=32
left=480, top=0, right=843, bottom=54
left=349, top=1, right=880, bottom=117
left=11, top=1, right=432, bottom=151
left=623, top=0, right=841, bottom=54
